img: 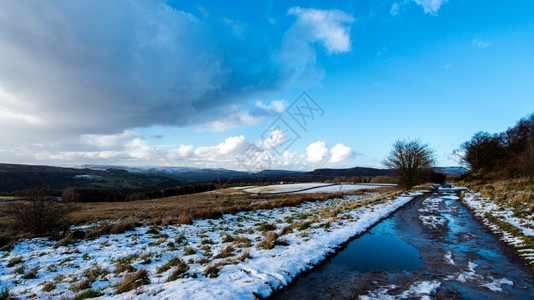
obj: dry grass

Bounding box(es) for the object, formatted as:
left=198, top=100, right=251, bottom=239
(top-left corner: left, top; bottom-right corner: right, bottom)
left=468, top=178, right=534, bottom=217
left=165, top=260, right=189, bottom=282
left=0, top=186, right=399, bottom=242
left=115, top=268, right=150, bottom=294
left=156, top=257, right=182, bottom=274
left=6, top=256, right=23, bottom=267
left=213, top=245, right=235, bottom=259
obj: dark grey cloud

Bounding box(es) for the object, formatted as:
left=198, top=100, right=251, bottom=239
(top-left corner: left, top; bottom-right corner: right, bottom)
left=0, top=1, right=356, bottom=168
left=0, top=0, right=285, bottom=138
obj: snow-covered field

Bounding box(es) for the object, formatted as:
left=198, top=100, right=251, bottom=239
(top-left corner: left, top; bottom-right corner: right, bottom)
left=235, top=183, right=393, bottom=194
left=0, top=191, right=419, bottom=299
left=462, top=192, right=534, bottom=264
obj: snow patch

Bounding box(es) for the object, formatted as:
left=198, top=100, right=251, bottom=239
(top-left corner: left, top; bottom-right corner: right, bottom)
left=0, top=191, right=419, bottom=299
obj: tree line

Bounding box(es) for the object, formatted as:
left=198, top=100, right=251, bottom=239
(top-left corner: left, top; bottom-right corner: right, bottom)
left=460, top=113, right=534, bottom=178
left=61, top=183, right=216, bottom=202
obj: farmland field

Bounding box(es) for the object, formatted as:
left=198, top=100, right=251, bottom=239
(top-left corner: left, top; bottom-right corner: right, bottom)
left=234, top=183, right=395, bottom=194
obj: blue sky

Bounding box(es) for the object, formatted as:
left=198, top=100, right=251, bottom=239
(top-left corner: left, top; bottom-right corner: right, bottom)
left=1, top=0, right=533, bottom=171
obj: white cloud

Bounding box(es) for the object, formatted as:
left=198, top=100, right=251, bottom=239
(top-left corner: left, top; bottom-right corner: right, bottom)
left=390, top=2, right=401, bottom=16
left=306, top=141, right=330, bottom=162
left=207, top=109, right=261, bottom=132
left=206, top=99, right=287, bottom=132
left=329, top=143, right=354, bottom=163
left=83, top=131, right=137, bottom=150
left=287, top=7, right=354, bottom=54
left=254, top=100, right=286, bottom=114
left=412, top=0, right=448, bottom=15
left=168, top=145, right=194, bottom=159
left=472, top=39, right=490, bottom=48
left=0, top=128, right=356, bottom=170
left=276, top=7, right=354, bottom=86
left=263, top=130, right=286, bottom=150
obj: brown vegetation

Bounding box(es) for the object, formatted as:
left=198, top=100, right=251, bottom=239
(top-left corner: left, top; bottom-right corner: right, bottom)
left=115, top=268, right=150, bottom=294
left=0, top=186, right=398, bottom=244
left=2, top=187, right=74, bottom=236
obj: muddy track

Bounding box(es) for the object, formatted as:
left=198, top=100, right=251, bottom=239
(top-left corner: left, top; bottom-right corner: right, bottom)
left=271, top=191, right=534, bottom=299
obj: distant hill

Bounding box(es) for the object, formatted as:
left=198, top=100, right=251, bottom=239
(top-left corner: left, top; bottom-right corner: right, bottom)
left=433, top=166, right=469, bottom=175
left=0, top=163, right=180, bottom=193
left=0, top=163, right=467, bottom=194
left=0, top=164, right=303, bottom=193
left=282, top=167, right=394, bottom=182
left=83, top=165, right=302, bottom=184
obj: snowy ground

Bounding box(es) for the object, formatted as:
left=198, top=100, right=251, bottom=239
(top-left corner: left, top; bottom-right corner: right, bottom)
left=0, top=191, right=419, bottom=299
left=235, top=183, right=393, bottom=194
left=462, top=192, right=534, bottom=265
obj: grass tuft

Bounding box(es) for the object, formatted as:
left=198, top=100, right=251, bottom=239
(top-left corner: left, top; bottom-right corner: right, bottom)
left=157, top=257, right=183, bottom=274
left=41, top=281, right=55, bottom=292
left=6, top=256, right=23, bottom=268
left=183, top=247, right=197, bottom=256
left=204, top=264, right=220, bottom=278
left=213, top=245, right=235, bottom=259
left=166, top=260, right=189, bottom=282
left=0, top=286, right=14, bottom=300
left=22, top=266, right=38, bottom=279
left=70, top=289, right=101, bottom=300
left=115, top=268, right=150, bottom=295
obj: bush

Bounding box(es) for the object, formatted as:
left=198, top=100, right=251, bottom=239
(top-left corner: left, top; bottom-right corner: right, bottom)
left=4, top=187, right=73, bottom=235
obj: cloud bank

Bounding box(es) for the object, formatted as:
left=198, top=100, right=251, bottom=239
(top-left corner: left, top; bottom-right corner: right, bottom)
left=2, top=130, right=354, bottom=170
left=0, top=1, right=357, bottom=169
left=0, top=2, right=353, bottom=139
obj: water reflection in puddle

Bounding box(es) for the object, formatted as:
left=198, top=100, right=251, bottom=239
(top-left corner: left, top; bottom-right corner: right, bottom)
left=330, top=218, right=423, bottom=273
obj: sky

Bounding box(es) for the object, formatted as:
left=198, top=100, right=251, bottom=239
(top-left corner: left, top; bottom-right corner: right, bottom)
left=1, top=0, right=533, bottom=171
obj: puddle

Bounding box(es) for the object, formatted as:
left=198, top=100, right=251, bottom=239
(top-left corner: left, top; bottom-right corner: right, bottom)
left=328, top=218, right=423, bottom=273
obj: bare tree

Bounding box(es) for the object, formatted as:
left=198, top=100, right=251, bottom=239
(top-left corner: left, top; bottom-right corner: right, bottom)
left=382, top=139, right=435, bottom=189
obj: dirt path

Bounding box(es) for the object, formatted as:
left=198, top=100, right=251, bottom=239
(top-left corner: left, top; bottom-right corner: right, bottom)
left=271, top=191, right=534, bottom=299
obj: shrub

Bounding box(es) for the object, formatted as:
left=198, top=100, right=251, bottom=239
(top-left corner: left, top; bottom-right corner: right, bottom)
left=236, top=250, right=251, bottom=262
left=4, top=187, right=73, bottom=235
